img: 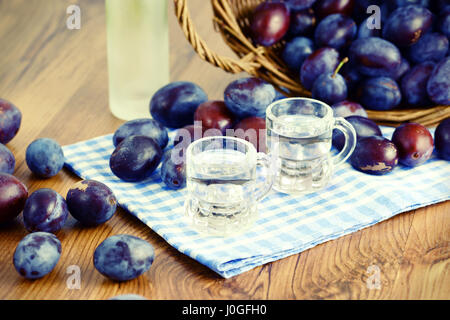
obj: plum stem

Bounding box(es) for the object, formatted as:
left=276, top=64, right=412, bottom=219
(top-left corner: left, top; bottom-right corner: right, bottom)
left=332, top=57, right=349, bottom=79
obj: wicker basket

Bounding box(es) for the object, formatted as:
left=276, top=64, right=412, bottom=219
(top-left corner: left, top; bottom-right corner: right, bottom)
left=173, top=0, right=450, bottom=127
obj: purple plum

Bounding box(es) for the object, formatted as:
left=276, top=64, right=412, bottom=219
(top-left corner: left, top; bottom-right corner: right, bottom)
left=333, top=115, right=382, bottom=150
left=13, top=232, right=61, bottom=279
left=408, top=33, right=449, bottom=64
left=331, top=100, right=367, bottom=118
left=427, top=56, right=450, bottom=105
left=300, top=47, right=340, bottom=90
left=109, top=135, right=162, bottom=182
left=161, top=149, right=186, bottom=190
left=349, top=37, right=402, bottom=77
left=93, top=234, right=154, bottom=281
left=250, top=2, right=290, bottom=46
left=357, top=77, right=402, bottom=111
left=0, top=98, right=22, bottom=144
left=435, top=117, right=450, bottom=161
left=383, top=5, right=433, bottom=47
left=224, top=77, right=276, bottom=118
left=350, top=136, right=399, bottom=175
left=401, top=61, right=435, bottom=107
left=150, top=82, right=208, bottom=129
left=392, top=123, right=434, bottom=167
left=23, top=188, right=69, bottom=233
left=0, top=173, right=28, bottom=224
left=314, top=14, right=357, bottom=50
left=0, top=143, right=15, bottom=174
left=25, top=138, right=64, bottom=178
left=113, top=118, right=168, bottom=149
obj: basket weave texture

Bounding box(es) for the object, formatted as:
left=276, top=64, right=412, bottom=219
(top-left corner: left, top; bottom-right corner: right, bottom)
left=173, top=0, right=450, bottom=127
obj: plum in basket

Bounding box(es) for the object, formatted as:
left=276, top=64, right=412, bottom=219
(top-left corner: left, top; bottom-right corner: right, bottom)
left=13, top=232, right=61, bottom=279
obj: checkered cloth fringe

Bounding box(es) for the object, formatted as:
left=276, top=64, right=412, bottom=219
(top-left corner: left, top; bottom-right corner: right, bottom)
left=63, top=126, right=450, bottom=278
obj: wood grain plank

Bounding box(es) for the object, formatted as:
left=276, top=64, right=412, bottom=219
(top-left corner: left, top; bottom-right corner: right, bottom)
left=391, top=202, right=450, bottom=299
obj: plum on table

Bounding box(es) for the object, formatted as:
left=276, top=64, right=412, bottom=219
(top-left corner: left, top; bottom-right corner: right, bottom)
left=13, top=232, right=61, bottom=279
left=341, top=62, right=364, bottom=93
left=93, top=234, right=154, bottom=282
left=25, top=138, right=64, bottom=178
left=438, top=10, right=450, bottom=39
left=23, top=188, right=69, bottom=233
left=173, top=124, right=203, bottom=148
left=387, top=0, right=429, bottom=10
left=435, top=118, right=450, bottom=161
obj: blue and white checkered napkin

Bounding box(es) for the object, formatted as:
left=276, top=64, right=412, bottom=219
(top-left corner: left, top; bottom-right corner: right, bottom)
left=62, top=126, right=450, bottom=278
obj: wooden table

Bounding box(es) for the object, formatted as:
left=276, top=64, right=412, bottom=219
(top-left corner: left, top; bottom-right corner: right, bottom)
left=0, top=0, right=448, bottom=300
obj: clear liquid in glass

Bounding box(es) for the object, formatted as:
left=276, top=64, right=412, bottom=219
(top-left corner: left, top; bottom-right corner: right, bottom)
left=267, top=114, right=333, bottom=194
left=185, top=149, right=257, bottom=236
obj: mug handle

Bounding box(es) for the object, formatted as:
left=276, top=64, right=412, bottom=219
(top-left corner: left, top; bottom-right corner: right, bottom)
left=254, top=152, right=274, bottom=201
left=332, top=117, right=357, bottom=166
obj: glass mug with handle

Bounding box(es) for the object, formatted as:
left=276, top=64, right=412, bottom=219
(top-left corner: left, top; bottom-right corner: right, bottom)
left=184, top=136, right=273, bottom=237
left=266, top=98, right=357, bottom=195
